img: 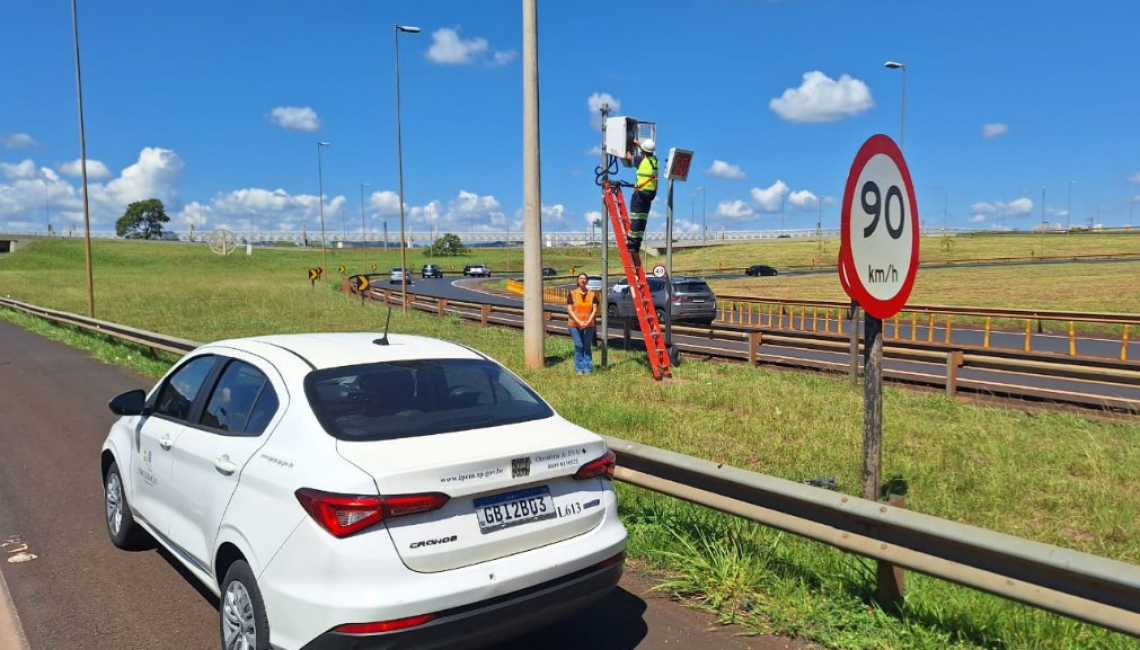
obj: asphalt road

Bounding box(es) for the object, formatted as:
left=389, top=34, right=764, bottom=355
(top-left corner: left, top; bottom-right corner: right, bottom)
left=0, top=320, right=796, bottom=650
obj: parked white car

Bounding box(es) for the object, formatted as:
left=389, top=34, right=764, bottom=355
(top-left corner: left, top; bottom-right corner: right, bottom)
left=101, top=332, right=626, bottom=650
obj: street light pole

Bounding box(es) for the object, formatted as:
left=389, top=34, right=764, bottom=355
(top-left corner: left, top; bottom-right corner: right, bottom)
left=316, top=141, right=331, bottom=278
left=70, top=0, right=95, bottom=316
left=394, top=23, right=420, bottom=311
left=360, top=182, right=370, bottom=271
left=697, top=186, right=707, bottom=276
left=1067, top=180, right=1075, bottom=231
left=884, top=61, right=907, bottom=150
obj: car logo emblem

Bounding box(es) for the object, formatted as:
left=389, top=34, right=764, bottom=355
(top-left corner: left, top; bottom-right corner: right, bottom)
left=511, top=457, right=530, bottom=478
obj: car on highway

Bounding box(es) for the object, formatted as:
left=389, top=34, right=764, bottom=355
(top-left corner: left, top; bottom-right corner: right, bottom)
left=745, top=264, right=779, bottom=277
left=389, top=267, right=412, bottom=284
left=585, top=275, right=603, bottom=292
left=542, top=267, right=558, bottom=277
left=607, top=276, right=717, bottom=325
left=421, top=263, right=443, bottom=279
left=100, top=332, right=626, bottom=650
left=463, top=264, right=492, bottom=277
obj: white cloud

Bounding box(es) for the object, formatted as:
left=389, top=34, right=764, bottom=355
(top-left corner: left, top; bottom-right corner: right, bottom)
left=1045, top=207, right=1069, bottom=218
left=716, top=200, right=755, bottom=220
left=369, top=190, right=403, bottom=215
left=583, top=210, right=604, bottom=229
left=769, top=71, right=874, bottom=123
left=1128, top=171, right=1140, bottom=185
left=970, top=197, right=1033, bottom=219
left=788, top=189, right=820, bottom=210
left=969, top=215, right=987, bottom=223
left=1, top=133, right=39, bottom=148
left=540, top=204, right=568, bottom=228
left=426, top=27, right=513, bottom=67
left=706, top=160, right=745, bottom=180
left=982, top=123, right=1009, bottom=139
left=493, top=50, right=518, bottom=66
left=268, top=106, right=321, bottom=132
left=0, top=148, right=185, bottom=230
left=59, top=159, right=113, bottom=180
left=671, top=218, right=703, bottom=235
left=587, top=92, right=621, bottom=130
left=586, top=145, right=603, bottom=156
left=750, top=180, right=790, bottom=212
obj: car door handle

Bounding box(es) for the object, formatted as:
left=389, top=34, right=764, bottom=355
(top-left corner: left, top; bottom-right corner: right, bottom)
left=159, top=435, right=174, bottom=450
left=214, top=456, right=237, bottom=475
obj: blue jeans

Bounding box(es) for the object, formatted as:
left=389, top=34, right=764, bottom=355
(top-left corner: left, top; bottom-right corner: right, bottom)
left=569, top=326, right=595, bottom=373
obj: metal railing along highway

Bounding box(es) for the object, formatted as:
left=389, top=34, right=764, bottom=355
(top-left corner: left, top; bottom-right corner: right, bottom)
left=2, top=294, right=1139, bottom=638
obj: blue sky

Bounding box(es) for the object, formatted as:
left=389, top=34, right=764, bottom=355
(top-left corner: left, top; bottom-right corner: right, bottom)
left=2, top=0, right=1138, bottom=239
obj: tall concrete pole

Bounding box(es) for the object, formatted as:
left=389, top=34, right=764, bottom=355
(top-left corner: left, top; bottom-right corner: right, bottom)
left=522, top=0, right=545, bottom=368
left=71, top=0, right=95, bottom=317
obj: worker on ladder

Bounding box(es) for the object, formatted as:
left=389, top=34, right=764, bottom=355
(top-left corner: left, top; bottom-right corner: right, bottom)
left=623, top=138, right=658, bottom=268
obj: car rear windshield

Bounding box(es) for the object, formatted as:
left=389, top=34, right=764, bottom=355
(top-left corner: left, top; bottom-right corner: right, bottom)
left=674, top=281, right=712, bottom=294
left=304, top=359, right=554, bottom=441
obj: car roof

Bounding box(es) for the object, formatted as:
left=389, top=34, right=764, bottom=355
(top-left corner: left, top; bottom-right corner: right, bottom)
left=205, top=333, right=485, bottom=370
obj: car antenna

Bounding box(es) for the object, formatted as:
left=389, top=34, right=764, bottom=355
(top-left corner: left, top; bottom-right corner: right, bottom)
left=373, top=307, right=392, bottom=346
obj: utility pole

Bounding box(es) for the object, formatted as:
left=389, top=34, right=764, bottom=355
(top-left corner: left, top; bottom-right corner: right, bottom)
left=522, top=0, right=544, bottom=369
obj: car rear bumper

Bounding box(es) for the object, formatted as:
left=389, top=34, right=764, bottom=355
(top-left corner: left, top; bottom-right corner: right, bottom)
left=298, top=554, right=623, bottom=650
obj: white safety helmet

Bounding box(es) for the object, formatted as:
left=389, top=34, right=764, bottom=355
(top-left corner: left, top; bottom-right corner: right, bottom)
left=640, top=138, right=656, bottom=154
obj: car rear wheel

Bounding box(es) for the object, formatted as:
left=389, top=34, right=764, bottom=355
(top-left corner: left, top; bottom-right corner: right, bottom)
left=104, top=461, right=151, bottom=550
left=607, top=303, right=619, bottom=319
left=220, top=560, right=270, bottom=650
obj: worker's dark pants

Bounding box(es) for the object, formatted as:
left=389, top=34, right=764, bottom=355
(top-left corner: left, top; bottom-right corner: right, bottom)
left=626, top=189, right=656, bottom=252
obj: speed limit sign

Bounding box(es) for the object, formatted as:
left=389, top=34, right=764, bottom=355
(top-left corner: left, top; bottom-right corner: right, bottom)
left=840, top=134, right=919, bottom=319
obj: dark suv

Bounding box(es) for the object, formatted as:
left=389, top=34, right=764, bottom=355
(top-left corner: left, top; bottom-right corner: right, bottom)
left=607, top=276, right=717, bottom=325
left=421, top=264, right=443, bottom=279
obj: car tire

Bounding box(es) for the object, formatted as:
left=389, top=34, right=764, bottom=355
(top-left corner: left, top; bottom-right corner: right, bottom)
left=220, top=560, right=271, bottom=650
left=607, top=303, right=620, bottom=319
left=104, top=461, right=152, bottom=550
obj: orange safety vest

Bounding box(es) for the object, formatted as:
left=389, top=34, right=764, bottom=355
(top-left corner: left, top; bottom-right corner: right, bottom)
left=569, top=289, right=597, bottom=328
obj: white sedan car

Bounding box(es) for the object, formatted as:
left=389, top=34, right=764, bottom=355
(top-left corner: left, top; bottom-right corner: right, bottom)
left=101, top=332, right=626, bottom=650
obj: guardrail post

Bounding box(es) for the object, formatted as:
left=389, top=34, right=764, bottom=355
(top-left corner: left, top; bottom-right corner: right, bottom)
left=748, top=331, right=761, bottom=366
left=945, top=350, right=963, bottom=397
left=910, top=313, right=918, bottom=342
left=1069, top=322, right=1076, bottom=356
left=944, top=315, right=953, bottom=345
left=381, top=290, right=390, bottom=306
left=876, top=495, right=907, bottom=609
left=481, top=304, right=490, bottom=326
left=927, top=314, right=935, bottom=343
left=1024, top=319, right=1033, bottom=352
left=622, top=317, right=631, bottom=348
left=984, top=317, right=992, bottom=348
left=437, top=298, right=447, bottom=317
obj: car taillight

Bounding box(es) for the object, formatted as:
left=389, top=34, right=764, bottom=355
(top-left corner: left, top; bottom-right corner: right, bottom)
left=295, top=489, right=450, bottom=538
left=574, top=450, right=616, bottom=480
left=334, top=613, right=436, bottom=635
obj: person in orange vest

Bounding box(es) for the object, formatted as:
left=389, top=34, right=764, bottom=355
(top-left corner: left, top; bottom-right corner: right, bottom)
left=566, top=273, right=600, bottom=375
left=623, top=138, right=658, bottom=268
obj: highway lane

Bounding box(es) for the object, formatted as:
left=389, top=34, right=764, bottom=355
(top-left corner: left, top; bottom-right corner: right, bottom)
left=393, top=277, right=1140, bottom=409
left=0, top=320, right=773, bottom=650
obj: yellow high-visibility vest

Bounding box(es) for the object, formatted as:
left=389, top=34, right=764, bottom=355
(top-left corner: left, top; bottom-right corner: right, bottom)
left=636, top=155, right=658, bottom=192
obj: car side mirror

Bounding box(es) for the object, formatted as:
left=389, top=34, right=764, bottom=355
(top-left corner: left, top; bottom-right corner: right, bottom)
left=109, top=389, right=148, bottom=416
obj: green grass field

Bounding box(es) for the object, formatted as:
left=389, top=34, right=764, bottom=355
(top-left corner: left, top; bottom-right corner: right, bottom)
left=2, top=236, right=1139, bottom=650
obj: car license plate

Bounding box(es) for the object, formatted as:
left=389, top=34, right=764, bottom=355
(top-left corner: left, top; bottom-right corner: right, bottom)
left=692, top=299, right=705, bottom=303
left=474, top=486, right=556, bottom=533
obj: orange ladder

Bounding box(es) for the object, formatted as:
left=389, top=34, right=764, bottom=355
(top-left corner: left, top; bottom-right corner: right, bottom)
left=603, top=180, right=671, bottom=380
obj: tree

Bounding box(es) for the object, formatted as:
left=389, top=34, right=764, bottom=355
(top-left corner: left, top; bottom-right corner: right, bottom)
left=116, top=199, right=170, bottom=239
left=427, top=233, right=469, bottom=257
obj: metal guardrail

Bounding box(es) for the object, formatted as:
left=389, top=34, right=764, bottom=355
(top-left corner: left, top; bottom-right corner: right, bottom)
left=2, top=294, right=1139, bottom=638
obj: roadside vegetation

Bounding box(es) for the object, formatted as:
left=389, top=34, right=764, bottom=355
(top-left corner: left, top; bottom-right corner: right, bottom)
left=2, top=237, right=1139, bottom=650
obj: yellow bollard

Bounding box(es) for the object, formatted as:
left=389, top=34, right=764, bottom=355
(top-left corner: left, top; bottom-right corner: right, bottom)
left=892, top=314, right=900, bottom=340
left=1123, top=326, right=1131, bottom=361
left=928, top=314, right=936, bottom=343
left=984, top=317, right=992, bottom=348
left=945, top=315, right=953, bottom=345
left=812, top=307, right=818, bottom=332
left=1024, top=319, right=1032, bottom=352
left=1068, top=322, right=1076, bottom=356
left=910, top=313, right=918, bottom=342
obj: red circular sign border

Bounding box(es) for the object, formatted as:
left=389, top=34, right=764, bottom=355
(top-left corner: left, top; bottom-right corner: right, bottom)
left=839, top=134, right=919, bottom=319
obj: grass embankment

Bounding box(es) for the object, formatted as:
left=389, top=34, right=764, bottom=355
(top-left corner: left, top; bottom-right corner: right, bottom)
left=2, top=238, right=1139, bottom=649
